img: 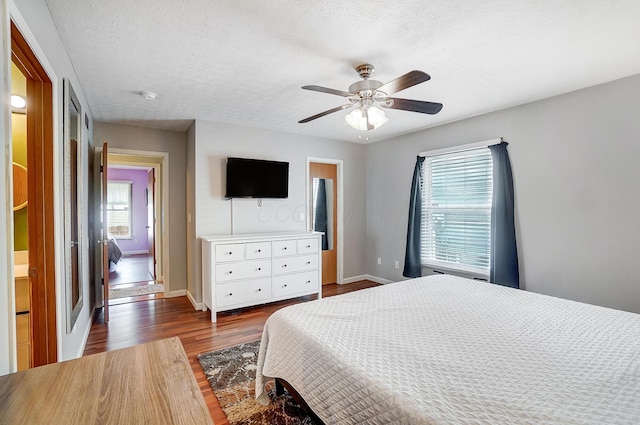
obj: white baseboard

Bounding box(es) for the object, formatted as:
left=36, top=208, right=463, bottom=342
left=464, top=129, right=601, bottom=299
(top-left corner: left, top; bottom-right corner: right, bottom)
left=76, top=306, right=95, bottom=359
left=168, top=289, right=186, bottom=298
left=186, top=290, right=202, bottom=310
left=123, top=250, right=149, bottom=256
left=342, top=274, right=394, bottom=285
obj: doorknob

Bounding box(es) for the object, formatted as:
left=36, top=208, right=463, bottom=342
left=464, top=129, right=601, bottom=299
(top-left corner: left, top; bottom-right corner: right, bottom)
left=145, top=225, right=151, bottom=229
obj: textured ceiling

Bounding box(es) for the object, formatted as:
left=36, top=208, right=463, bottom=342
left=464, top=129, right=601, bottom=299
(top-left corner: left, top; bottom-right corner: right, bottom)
left=44, top=0, right=640, bottom=143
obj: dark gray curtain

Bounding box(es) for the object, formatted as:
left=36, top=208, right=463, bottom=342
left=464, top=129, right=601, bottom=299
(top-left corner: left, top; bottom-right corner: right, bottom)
left=314, top=179, right=329, bottom=250
left=489, top=141, right=519, bottom=288
left=403, top=156, right=425, bottom=278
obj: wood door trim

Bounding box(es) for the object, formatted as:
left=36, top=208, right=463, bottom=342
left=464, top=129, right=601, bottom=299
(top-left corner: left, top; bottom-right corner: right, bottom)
left=309, top=162, right=338, bottom=285
left=11, top=21, right=57, bottom=366
left=306, top=157, right=344, bottom=285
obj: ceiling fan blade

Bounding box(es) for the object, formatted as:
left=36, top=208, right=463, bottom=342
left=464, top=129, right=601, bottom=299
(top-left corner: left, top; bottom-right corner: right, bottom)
left=299, top=104, right=353, bottom=123
left=377, top=71, right=431, bottom=95
left=302, top=85, right=354, bottom=97
left=385, top=98, right=443, bottom=114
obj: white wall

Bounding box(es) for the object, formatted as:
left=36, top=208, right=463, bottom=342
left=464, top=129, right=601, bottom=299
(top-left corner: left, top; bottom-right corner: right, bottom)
left=2, top=0, right=95, bottom=365
left=190, top=120, right=367, bottom=302
left=93, top=122, right=189, bottom=293
left=366, top=74, right=640, bottom=313
left=0, top=0, right=13, bottom=375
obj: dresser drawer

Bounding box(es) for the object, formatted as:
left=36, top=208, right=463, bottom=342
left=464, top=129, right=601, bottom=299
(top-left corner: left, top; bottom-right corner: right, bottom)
left=215, top=259, right=271, bottom=282
left=273, top=271, right=318, bottom=298
left=273, top=254, right=319, bottom=275
left=215, top=243, right=245, bottom=262
left=216, top=278, right=271, bottom=308
left=297, top=238, right=319, bottom=254
left=273, top=240, right=297, bottom=257
left=245, top=242, right=271, bottom=259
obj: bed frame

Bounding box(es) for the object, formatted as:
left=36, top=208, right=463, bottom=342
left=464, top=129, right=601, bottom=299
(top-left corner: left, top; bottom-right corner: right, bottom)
left=275, top=378, right=325, bottom=425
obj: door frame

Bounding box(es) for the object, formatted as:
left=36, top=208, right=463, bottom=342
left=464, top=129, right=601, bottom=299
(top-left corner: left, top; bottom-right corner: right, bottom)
left=306, top=157, right=344, bottom=285
left=94, top=147, right=170, bottom=298
left=10, top=20, right=57, bottom=367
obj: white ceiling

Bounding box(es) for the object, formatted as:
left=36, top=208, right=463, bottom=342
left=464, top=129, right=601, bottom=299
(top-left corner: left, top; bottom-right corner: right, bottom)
left=44, top=0, right=640, bottom=144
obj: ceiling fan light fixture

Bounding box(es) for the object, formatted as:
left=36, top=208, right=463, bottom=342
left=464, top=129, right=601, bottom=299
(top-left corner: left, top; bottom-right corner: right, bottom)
left=345, top=105, right=388, bottom=131
left=367, top=106, right=388, bottom=127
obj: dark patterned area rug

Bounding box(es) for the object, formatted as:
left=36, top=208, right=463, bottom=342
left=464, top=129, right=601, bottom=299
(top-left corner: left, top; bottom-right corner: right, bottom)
left=197, top=340, right=318, bottom=425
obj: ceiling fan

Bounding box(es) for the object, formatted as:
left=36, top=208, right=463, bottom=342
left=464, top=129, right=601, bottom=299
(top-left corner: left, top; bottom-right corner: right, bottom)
left=298, top=64, right=443, bottom=131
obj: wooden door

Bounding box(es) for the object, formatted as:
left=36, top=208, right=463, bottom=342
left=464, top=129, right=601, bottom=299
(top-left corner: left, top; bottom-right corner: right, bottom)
left=147, top=168, right=156, bottom=280
left=101, top=142, right=109, bottom=322
left=309, top=163, right=338, bottom=285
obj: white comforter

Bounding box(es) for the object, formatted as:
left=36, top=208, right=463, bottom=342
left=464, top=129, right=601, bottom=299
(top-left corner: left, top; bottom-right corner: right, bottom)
left=256, top=275, right=640, bottom=424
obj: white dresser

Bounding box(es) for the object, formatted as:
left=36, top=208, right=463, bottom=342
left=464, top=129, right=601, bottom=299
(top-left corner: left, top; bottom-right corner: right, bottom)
left=200, top=232, right=322, bottom=322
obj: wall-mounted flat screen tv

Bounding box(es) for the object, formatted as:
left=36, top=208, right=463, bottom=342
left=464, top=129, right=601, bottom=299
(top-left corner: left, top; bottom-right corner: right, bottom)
left=225, top=157, right=289, bottom=199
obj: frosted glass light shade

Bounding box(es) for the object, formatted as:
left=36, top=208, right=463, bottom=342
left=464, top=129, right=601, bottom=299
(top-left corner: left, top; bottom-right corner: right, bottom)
left=345, top=106, right=388, bottom=130
left=367, top=106, right=388, bottom=127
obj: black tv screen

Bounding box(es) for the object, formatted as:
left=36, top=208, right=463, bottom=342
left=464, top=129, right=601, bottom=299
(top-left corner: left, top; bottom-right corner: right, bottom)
left=225, top=157, right=289, bottom=199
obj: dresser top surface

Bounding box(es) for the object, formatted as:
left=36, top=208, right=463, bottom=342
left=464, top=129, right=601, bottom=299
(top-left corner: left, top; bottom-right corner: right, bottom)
left=200, top=231, right=322, bottom=243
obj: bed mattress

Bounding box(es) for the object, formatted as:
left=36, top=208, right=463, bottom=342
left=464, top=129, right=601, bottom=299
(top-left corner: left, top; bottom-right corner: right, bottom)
left=256, top=275, right=640, bottom=424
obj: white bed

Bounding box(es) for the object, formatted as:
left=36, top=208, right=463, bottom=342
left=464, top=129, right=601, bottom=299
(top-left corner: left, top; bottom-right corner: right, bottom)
left=256, top=275, right=640, bottom=424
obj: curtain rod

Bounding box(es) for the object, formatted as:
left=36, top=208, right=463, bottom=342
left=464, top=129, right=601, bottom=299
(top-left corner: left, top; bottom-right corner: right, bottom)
left=419, top=137, right=503, bottom=158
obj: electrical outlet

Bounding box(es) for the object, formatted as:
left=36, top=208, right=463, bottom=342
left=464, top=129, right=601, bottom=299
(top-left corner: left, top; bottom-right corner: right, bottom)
left=377, top=257, right=382, bottom=265
left=394, top=260, right=400, bottom=269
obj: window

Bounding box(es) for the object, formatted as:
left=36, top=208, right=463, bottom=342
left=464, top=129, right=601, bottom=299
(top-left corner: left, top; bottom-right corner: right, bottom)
left=421, top=148, right=493, bottom=276
left=107, top=181, right=132, bottom=237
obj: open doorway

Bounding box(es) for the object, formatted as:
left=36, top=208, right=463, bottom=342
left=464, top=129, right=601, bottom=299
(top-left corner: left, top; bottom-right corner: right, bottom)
left=105, top=165, right=162, bottom=305
left=10, top=21, right=56, bottom=369
left=96, top=148, right=169, bottom=308
left=307, top=157, right=344, bottom=285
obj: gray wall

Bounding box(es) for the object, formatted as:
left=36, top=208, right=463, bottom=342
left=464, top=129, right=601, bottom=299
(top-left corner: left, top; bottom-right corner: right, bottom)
left=186, top=123, right=196, bottom=304
left=190, top=120, right=367, bottom=303
left=366, top=74, right=640, bottom=313
left=93, top=122, right=188, bottom=293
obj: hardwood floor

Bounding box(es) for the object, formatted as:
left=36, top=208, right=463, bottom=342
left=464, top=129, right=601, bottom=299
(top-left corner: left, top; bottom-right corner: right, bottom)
left=84, top=280, right=380, bottom=425
left=109, top=254, right=154, bottom=286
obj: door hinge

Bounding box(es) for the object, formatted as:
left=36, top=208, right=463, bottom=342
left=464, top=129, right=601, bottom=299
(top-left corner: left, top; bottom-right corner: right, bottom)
left=100, top=165, right=104, bottom=172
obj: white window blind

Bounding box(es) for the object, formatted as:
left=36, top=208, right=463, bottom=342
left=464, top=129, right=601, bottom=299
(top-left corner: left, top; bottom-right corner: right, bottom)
left=421, top=148, right=493, bottom=275
left=107, top=181, right=132, bottom=237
